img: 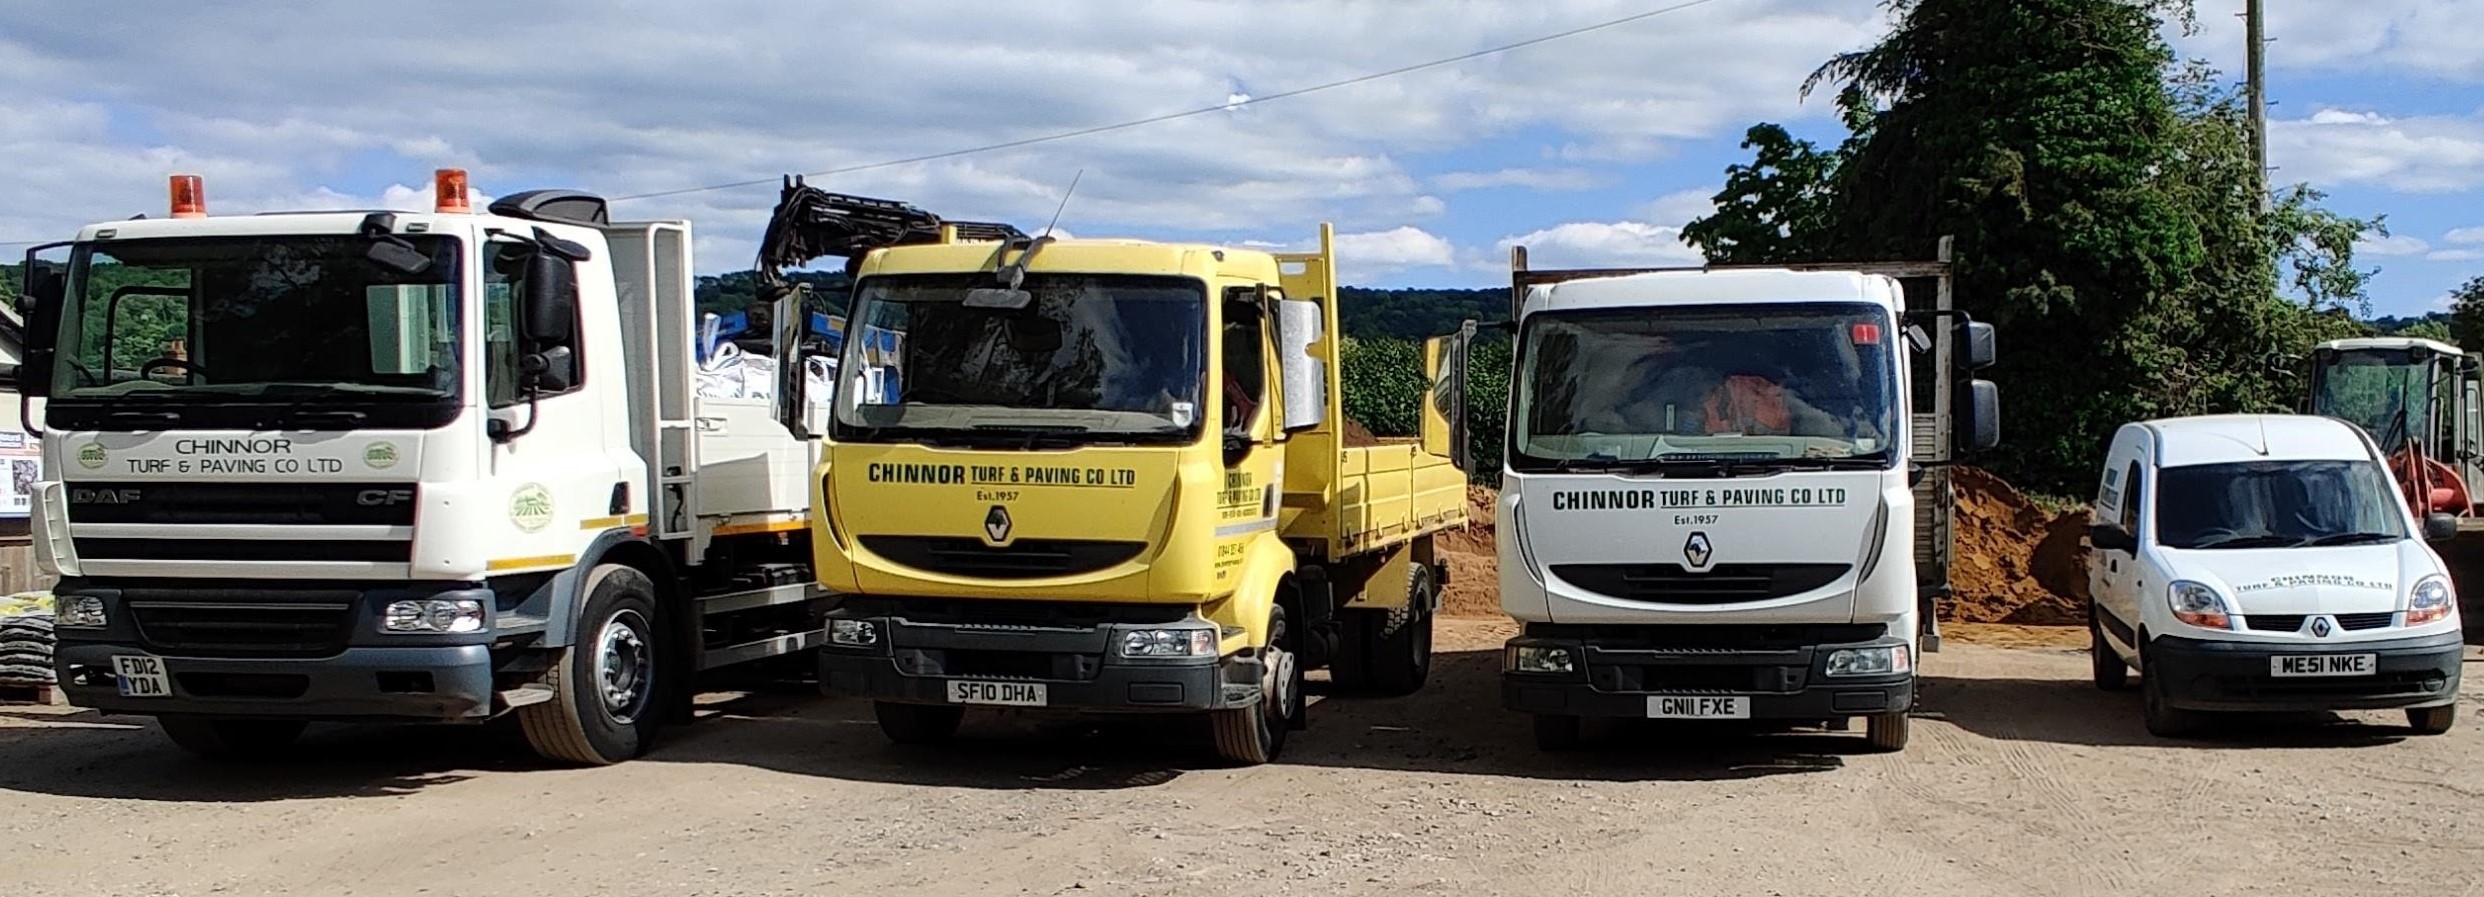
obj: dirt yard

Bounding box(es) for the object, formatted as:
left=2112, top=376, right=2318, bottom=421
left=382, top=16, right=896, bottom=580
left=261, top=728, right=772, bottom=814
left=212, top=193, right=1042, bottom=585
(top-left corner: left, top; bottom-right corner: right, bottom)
left=1, top=621, right=2478, bottom=897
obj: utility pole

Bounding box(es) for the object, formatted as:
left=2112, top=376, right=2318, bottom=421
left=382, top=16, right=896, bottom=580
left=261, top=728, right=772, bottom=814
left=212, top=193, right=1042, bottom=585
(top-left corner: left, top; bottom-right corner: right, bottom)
left=2246, top=0, right=2269, bottom=209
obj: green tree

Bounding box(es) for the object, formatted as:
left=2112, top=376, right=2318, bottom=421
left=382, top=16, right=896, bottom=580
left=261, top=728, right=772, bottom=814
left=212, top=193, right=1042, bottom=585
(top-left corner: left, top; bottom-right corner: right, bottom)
left=2447, top=276, right=2484, bottom=351
left=1679, top=123, right=1844, bottom=264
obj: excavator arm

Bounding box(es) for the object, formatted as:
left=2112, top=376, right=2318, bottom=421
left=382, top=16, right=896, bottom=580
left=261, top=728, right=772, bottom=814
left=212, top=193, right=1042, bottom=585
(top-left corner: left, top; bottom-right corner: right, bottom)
left=755, top=174, right=1026, bottom=284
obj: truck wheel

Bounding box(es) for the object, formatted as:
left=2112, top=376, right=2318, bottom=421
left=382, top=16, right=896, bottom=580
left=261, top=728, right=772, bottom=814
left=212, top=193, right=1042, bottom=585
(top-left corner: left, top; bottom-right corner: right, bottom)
left=2140, top=644, right=2203, bottom=739
left=1212, top=606, right=1300, bottom=765
left=1863, top=712, right=1909, bottom=752
left=1366, top=565, right=1437, bottom=696
left=158, top=718, right=306, bottom=759
left=2407, top=703, right=2457, bottom=735
left=521, top=565, right=664, bottom=766
left=1532, top=713, right=1584, bottom=751
left=874, top=702, right=964, bottom=744
left=2089, top=606, right=2129, bottom=691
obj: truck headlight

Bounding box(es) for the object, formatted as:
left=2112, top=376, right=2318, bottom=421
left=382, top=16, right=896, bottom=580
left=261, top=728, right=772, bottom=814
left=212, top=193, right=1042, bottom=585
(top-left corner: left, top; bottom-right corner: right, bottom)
left=2409, top=576, right=2455, bottom=626
left=1120, top=628, right=1217, bottom=658
left=829, top=619, right=881, bottom=647
left=55, top=596, right=107, bottom=629
left=382, top=599, right=485, bottom=634
left=1506, top=645, right=1575, bottom=674
left=2168, top=581, right=2232, bottom=630
left=1825, top=645, right=1912, bottom=677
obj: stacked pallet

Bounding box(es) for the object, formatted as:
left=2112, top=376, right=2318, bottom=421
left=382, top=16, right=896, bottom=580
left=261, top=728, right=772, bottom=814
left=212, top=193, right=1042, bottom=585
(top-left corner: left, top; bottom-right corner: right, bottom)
left=0, top=592, right=54, bottom=701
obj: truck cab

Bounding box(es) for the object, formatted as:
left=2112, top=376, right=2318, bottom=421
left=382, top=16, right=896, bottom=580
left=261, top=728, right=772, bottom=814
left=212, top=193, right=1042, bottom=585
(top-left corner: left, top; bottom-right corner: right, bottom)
left=2085, top=413, right=2463, bottom=737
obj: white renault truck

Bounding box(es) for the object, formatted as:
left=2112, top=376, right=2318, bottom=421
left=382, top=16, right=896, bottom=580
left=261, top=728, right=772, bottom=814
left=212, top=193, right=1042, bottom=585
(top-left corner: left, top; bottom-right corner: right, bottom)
left=8, top=171, right=1009, bottom=764
left=1493, top=247, right=1996, bottom=752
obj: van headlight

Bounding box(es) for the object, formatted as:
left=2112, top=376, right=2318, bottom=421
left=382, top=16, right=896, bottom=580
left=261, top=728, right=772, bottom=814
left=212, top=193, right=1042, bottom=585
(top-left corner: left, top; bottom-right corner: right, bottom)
left=2168, top=581, right=2232, bottom=630
left=2409, top=576, right=2455, bottom=626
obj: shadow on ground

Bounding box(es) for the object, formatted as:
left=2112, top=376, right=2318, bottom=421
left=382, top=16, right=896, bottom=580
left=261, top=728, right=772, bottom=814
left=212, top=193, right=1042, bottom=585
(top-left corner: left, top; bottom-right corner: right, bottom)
left=1920, top=670, right=2430, bottom=750
left=0, top=709, right=512, bottom=801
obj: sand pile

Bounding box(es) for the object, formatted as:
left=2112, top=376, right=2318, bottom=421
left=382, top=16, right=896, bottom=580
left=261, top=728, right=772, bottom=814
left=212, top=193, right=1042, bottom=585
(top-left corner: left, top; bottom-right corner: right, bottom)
left=1944, top=467, right=2088, bottom=626
left=1437, top=486, right=1503, bottom=618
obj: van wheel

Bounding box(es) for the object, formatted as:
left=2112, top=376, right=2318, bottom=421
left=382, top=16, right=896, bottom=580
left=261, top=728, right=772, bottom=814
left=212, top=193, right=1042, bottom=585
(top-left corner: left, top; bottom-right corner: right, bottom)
left=2407, top=703, right=2457, bottom=735
left=1532, top=713, right=1584, bottom=751
left=520, top=565, right=665, bottom=766
left=1211, top=607, right=1300, bottom=765
left=1863, top=712, right=1910, bottom=752
left=2089, top=606, right=2129, bottom=691
left=158, top=718, right=306, bottom=759
left=2141, top=645, right=2203, bottom=739
left=874, top=702, right=965, bottom=744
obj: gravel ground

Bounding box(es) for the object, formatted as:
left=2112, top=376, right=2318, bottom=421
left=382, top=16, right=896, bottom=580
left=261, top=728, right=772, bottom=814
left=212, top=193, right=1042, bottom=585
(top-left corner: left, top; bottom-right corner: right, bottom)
left=1, top=619, right=2478, bottom=897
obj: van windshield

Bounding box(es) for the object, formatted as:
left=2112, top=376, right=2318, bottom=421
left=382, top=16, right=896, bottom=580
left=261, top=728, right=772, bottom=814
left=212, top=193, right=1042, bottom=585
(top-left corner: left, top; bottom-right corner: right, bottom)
left=2153, top=460, right=2407, bottom=550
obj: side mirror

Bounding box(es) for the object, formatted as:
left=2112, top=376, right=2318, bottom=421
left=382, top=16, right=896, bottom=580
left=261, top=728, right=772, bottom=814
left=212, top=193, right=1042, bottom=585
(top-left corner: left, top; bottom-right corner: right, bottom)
left=523, top=345, right=576, bottom=392
left=1957, top=379, right=2000, bottom=453
left=2424, top=512, right=2458, bottom=543
left=1275, top=298, right=1327, bottom=432
left=1421, top=321, right=1476, bottom=471
left=522, top=250, right=578, bottom=344
left=2087, top=523, right=2136, bottom=552
left=17, top=245, right=69, bottom=398
left=1961, top=321, right=1996, bottom=371
left=771, top=284, right=816, bottom=439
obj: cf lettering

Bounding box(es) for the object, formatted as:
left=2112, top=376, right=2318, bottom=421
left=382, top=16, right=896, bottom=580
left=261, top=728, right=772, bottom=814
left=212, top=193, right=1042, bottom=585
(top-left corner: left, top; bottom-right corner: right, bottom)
left=357, top=489, right=415, bottom=506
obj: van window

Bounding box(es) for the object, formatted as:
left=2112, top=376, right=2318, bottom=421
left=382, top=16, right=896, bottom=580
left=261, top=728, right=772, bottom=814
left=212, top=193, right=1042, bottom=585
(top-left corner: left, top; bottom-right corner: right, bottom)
left=2117, top=461, right=2142, bottom=534
left=2152, top=460, right=2407, bottom=550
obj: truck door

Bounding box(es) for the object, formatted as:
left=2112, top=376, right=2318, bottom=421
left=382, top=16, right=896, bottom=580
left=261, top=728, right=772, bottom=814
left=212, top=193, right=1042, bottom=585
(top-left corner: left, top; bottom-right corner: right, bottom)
left=1214, top=284, right=1284, bottom=588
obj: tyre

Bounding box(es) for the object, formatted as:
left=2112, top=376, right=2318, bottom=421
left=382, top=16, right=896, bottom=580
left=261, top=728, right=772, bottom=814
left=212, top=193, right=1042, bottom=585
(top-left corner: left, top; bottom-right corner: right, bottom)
left=1863, top=711, right=1909, bottom=752
left=158, top=717, right=306, bottom=759
left=1532, top=713, right=1584, bottom=751
left=2090, top=606, right=2130, bottom=691
left=1365, top=564, right=1437, bottom=696
left=2407, top=703, right=2456, bottom=735
left=873, top=702, right=965, bottom=744
left=521, top=565, right=665, bottom=766
left=1211, top=606, right=1301, bottom=765
left=2140, top=643, right=2203, bottom=739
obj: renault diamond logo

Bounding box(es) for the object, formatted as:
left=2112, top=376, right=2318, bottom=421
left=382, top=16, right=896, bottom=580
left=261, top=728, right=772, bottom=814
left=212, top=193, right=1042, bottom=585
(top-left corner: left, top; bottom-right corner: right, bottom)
left=1684, top=531, right=1714, bottom=569
left=983, top=505, right=1014, bottom=544
left=2311, top=616, right=2332, bottom=637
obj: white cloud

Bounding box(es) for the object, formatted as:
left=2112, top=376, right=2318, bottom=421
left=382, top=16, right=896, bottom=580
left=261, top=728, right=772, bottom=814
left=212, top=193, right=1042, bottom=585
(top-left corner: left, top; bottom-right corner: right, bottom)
left=1638, top=187, right=1721, bottom=227
left=2269, top=108, right=2484, bottom=193
left=2427, top=249, right=2484, bottom=263
left=2358, top=234, right=2432, bottom=257
left=2171, top=0, right=2484, bottom=83
left=1495, top=220, right=1703, bottom=269
left=0, top=0, right=1884, bottom=268
left=1429, top=168, right=1604, bottom=192
left=2445, top=226, right=2484, bottom=245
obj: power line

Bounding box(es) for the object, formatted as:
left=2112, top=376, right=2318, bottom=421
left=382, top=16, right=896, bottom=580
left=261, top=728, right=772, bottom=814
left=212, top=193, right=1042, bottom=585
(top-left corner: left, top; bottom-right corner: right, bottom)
left=606, top=0, right=1732, bottom=203
left=0, top=0, right=1735, bottom=244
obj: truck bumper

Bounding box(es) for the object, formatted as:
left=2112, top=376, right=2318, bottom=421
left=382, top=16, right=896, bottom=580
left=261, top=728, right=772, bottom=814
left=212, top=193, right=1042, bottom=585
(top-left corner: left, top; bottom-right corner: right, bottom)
left=2148, top=631, right=2464, bottom=713
left=49, top=578, right=504, bottom=723
left=817, top=605, right=1259, bottom=713
left=1500, top=628, right=1915, bottom=720
left=55, top=642, right=497, bottom=722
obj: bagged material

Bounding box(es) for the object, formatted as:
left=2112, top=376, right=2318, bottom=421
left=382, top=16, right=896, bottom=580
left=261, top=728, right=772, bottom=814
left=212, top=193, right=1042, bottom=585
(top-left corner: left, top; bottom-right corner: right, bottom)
left=0, top=592, right=52, bottom=687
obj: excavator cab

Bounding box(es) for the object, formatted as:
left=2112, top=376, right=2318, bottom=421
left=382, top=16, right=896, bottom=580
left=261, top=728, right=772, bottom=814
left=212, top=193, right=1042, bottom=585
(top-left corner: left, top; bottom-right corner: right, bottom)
left=2305, top=337, right=2484, bottom=519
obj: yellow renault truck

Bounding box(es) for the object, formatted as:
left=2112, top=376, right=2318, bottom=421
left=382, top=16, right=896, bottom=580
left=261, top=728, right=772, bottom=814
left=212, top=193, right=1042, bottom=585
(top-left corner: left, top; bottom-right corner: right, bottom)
left=798, top=223, right=1473, bottom=764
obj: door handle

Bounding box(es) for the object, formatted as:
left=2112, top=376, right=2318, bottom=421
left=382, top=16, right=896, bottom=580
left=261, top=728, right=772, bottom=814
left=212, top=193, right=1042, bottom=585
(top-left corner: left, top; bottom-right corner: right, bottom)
left=695, top=416, right=727, bottom=432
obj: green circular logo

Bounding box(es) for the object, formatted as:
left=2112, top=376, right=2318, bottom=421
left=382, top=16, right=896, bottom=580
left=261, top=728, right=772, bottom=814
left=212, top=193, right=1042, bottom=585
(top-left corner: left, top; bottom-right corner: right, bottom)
left=509, top=484, right=554, bottom=533
left=76, top=443, right=106, bottom=470
left=364, top=442, right=400, bottom=469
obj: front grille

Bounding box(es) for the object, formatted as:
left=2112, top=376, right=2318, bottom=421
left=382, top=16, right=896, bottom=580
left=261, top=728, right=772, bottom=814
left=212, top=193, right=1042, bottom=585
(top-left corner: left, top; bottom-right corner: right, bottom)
left=2245, top=613, right=2396, bottom=633
left=75, top=539, right=411, bottom=563
left=66, top=482, right=418, bottom=526
left=2212, top=670, right=2448, bottom=702
left=2336, top=612, right=2395, bottom=631
left=1552, top=563, right=1850, bottom=604
left=1588, top=662, right=1805, bottom=694
left=125, top=588, right=358, bottom=658
left=862, top=536, right=1146, bottom=579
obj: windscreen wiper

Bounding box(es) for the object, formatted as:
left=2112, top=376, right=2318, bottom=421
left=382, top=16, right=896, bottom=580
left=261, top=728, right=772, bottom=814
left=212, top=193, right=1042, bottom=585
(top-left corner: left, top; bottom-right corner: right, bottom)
left=2187, top=534, right=2301, bottom=550
left=2297, top=531, right=2400, bottom=547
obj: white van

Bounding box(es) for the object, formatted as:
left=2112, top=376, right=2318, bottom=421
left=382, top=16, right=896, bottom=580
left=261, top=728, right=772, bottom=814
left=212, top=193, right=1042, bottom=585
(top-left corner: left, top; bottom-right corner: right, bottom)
left=2086, top=414, right=2464, bottom=737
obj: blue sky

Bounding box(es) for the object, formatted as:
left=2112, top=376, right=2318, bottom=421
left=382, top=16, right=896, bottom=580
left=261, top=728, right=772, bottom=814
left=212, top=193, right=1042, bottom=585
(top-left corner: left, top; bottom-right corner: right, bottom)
left=3, top=0, right=2480, bottom=317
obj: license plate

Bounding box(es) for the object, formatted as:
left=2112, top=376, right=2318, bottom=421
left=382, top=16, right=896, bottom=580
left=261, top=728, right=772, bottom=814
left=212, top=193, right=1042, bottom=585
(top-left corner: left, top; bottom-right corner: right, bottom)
left=111, top=655, right=173, bottom=698
left=1647, top=695, right=1750, bottom=719
left=2271, top=654, right=2377, bottom=677
left=946, top=680, right=1048, bottom=706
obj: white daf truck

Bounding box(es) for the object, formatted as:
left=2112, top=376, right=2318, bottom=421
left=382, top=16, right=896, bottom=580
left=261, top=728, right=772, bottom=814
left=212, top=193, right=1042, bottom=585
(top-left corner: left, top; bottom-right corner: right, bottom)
left=8, top=171, right=1010, bottom=764
left=1493, top=247, right=1996, bottom=752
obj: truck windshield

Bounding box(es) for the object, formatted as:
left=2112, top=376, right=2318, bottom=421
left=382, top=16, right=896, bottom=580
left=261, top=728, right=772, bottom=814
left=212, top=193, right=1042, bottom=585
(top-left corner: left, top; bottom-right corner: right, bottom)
left=831, top=273, right=1206, bottom=444
left=1509, top=303, right=1899, bottom=470
left=2309, top=350, right=2436, bottom=453
left=2153, top=460, right=2407, bottom=549
left=51, top=235, right=463, bottom=403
